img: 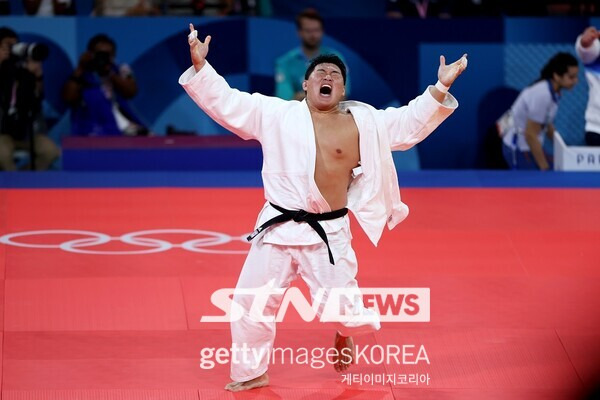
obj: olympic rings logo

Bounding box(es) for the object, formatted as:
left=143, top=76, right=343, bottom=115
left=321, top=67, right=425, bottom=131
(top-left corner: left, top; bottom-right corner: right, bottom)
left=0, top=229, right=250, bottom=255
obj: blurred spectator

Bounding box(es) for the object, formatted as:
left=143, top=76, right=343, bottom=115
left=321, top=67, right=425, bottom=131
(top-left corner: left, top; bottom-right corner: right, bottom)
left=386, top=0, right=453, bottom=18
left=62, top=34, right=147, bottom=136
left=575, top=26, right=600, bottom=146
left=161, top=0, right=192, bottom=15
left=23, top=0, right=75, bottom=15
left=185, top=0, right=269, bottom=16
left=0, top=27, right=60, bottom=170
left=0, top=0, right=76, bottom=15
left=451, top=0, right=502, bottom=17
left=232, top=0, right=272, bottom=16
left=191, top=0, right=232, bottom=15
left=384, top=0, right=596, bottom=17
left=0, top=0, right=9, bottom=14
left=499, top=52, right=579, bottom=170
left=95, top=0, right=264, bottom=17
left=500, top=1, right=546, bottom=16
left=546, top=1, right=598, bottom=16
left=275, top=8, right=350, bottom=101
left=94, top=0, right=160, bottom=16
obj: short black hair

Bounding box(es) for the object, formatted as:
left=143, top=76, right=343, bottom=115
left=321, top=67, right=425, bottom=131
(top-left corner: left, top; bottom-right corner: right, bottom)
left=304, top=54, right=347, bottom=84
left=295, top=8, right=323, bottom=30
left=87, top=33, right=116, bottom=53
left=0, top=26, right=17, bottom=42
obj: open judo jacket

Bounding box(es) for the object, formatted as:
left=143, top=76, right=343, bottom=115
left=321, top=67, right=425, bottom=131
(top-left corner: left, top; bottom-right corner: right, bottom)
left=179, top=62, right=458, bottom=247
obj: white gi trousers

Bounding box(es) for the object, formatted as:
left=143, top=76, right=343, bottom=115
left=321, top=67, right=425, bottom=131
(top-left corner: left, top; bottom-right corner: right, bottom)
left=230, top=217, right=381, bottom=382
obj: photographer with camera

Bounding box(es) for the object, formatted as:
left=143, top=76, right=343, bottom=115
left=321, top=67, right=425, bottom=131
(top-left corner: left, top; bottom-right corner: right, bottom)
left=0, top=26, right=60, bottom=171
left=62, top=34, right=147, bottom=136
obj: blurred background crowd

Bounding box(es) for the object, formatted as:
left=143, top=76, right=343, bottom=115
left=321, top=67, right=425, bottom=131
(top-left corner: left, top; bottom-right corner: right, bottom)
left=0, top=0, right=598, bottom=17
left=0, top=0, right=599, bottom=171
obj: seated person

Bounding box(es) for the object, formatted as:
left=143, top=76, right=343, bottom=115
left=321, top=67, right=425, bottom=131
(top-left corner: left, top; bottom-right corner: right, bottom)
left=0, top=27, right=60, bottom=170
left=501, top=52, right=578, bottom=170
left=62, top=34, right=147, bottom=136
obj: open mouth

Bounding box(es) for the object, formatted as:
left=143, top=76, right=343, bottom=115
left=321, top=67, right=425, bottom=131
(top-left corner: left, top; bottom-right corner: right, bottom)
left=319, top=85, right=332, bottom=96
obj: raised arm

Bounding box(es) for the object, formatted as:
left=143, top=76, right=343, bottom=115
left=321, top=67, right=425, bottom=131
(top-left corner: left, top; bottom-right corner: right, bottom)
left=180, top=24, right=284, bottom=141
left=187, top=23, right=211, bottom=73
left=382, top=54, right=467, bottom=151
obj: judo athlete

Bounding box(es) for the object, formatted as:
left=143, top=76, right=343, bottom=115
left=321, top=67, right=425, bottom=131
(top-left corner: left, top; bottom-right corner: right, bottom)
left=179, top=24, right=467, bottom=392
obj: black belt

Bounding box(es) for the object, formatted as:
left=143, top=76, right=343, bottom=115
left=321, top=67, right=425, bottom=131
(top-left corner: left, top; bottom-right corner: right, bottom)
left=246, top=202, right=348, bottom=265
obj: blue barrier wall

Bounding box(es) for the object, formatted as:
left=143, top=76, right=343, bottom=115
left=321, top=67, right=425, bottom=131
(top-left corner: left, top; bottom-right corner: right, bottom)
left=0, top=16, right=596, bottom=168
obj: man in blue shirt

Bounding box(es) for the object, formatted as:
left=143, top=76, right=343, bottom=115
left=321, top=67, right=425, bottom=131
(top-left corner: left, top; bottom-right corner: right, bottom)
left=275, top=8, right=350, bottom=100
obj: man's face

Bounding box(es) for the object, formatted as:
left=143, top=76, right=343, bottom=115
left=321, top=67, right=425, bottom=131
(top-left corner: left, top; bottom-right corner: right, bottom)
left=298, top=18, right=322, bottom=50
left=0, top=36, right=18, bottom=61
left=555, top=66, right=579, bottom=90
left=302, top=63, right=345, bottom=110
left=1, top=36, right=17, bottom=50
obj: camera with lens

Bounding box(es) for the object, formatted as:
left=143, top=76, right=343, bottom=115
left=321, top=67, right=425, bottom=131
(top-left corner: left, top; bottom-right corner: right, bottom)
left=90, top=50, right=112, bottom=75
left=10, top=42, right=49, bottom=63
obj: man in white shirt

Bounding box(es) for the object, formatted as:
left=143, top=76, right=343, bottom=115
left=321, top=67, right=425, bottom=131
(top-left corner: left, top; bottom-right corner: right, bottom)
left=180, top=23, right=467, bottom=392
left=575, top=26, right=600, bottom=146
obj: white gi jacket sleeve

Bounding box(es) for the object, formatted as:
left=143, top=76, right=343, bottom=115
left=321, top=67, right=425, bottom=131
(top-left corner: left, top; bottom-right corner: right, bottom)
left=575, top=34, right=600, bottom=65
left=379, top=86, right=458, bottom=151
left=178, top=61, right=286, bottom=142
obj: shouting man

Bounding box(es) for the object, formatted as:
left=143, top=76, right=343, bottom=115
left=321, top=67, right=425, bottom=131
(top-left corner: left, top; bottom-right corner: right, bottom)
left=179, top=23, right=467, bottom=392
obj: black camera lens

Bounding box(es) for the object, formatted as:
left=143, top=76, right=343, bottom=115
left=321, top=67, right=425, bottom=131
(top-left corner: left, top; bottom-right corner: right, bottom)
left=29, top=43, right=49, bottom=62
left=92, top=51, right=111, bottom=74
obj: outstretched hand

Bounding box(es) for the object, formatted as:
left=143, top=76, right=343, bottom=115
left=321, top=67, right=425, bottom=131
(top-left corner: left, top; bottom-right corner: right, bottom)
left=188, top=23, right=211, bottom=72
left=581, top=26, right=599, bottom=48
left=438, top=54, right=468, bottom=87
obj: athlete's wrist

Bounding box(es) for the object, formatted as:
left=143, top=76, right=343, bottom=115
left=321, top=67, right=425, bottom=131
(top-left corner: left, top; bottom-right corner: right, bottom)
left=435, top=80, right=450, bottom=93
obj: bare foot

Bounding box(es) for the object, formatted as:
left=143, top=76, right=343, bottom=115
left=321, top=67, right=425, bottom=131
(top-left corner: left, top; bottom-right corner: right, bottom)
left=333, top=332, right=355, bottom=372
left=224, top=372, right=269, bottom=392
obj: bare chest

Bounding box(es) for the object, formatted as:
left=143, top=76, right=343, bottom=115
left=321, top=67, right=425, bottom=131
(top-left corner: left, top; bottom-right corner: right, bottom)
left=312, top=113, right=360, bottom=167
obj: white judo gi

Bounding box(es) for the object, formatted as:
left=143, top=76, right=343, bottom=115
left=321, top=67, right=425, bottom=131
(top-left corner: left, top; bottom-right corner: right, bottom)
left=179, top=62, right=458, bottom=381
